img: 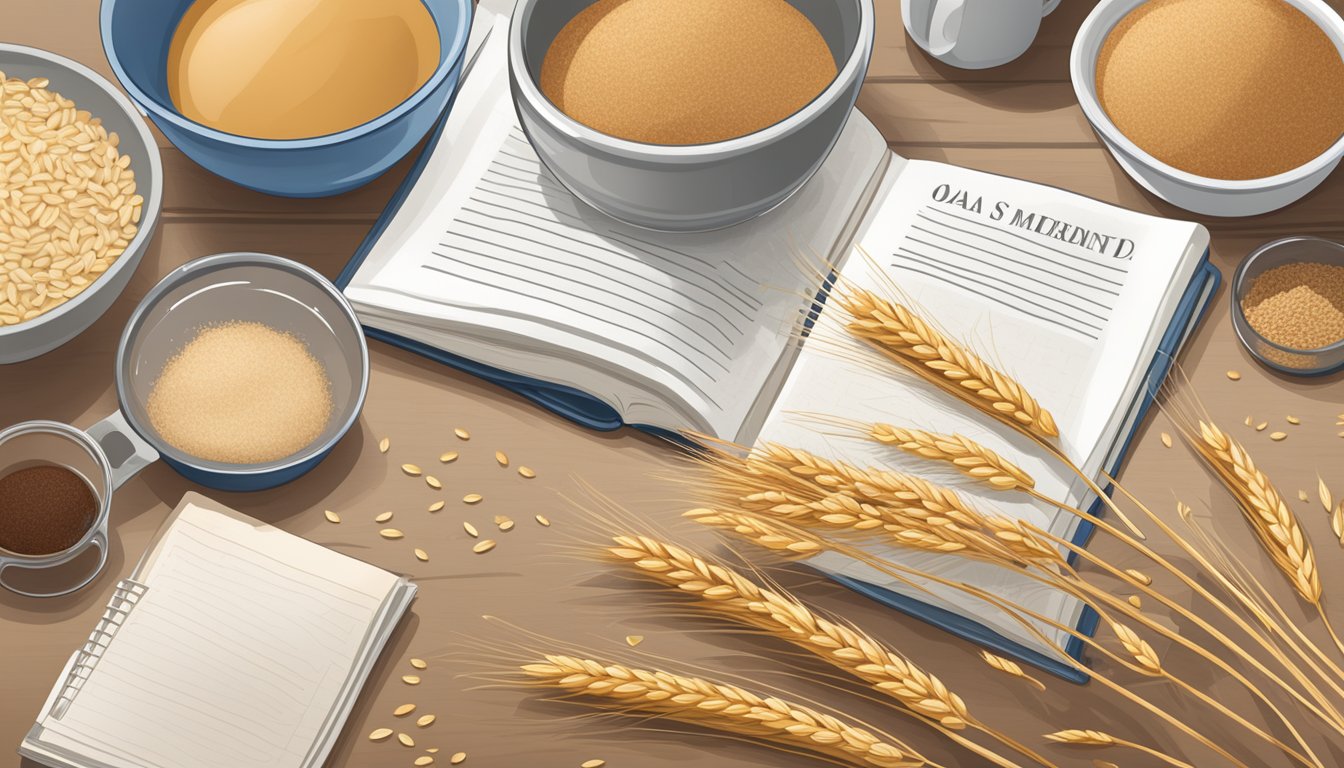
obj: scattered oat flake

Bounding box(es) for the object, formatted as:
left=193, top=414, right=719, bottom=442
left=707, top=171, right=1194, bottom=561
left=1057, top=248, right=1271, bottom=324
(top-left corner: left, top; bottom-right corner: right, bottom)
left=493, top=515, right=511, bottom=525
left=416, top=758, right=435, bottom=767
left=495, top=451, right=509, bottom=466
left=1125, top=569, right=1152, bottom=586
left=324, top=509, right=341, bottom=524
left=402, top=464, right=422, bottom=476
left=455, top=428, right=470, bottom=440
left=1287, top=415, right=1302, bottom=425
left=380, top=529, right=405, bottom=539
left=463, top=493, right=483, bottom=504
left=379, top=437, right=390, bottom=453
left=451, top=753, right=467, bottom=765
left=1299, top=490, right=1311, bottom=502
left=626, top=635, right=644, bottom=647
left=417, top=714, right=436, bottom=727
left=414, top=548, right=429, bottom=562
left=394, top=704, right=416, bottom=717
left=535, top=514, right=550, bottom=526
left=426, top=475, right=442, bottom=489
left=411, top=658, right=428, bottom=669
left=1227, top=370, right=1241, bottom=380
left=1127, top=595, right=1142, bottom=609
left=464, top=521, right=480, bottom=537
left=399, top=733, right=415, bottom=747
left=1271, top=432, right=1288, bottom=441
left=403, top=675, right=421, bottom=685
left=429, top=501, right=445, bottom=512
left=1160, top=432, right=1172, bottom=448
left=375, top=511, right=394, bottom=523
left=518, top=466, right=536, bottom=479
left=1244, top=416, right=1253, bottom=427
left=581, top=761, right=606, bottom=768
left=1256, top=422, right=1269, bottom=431
left=499, top=520, right=515, bottom=532
left=369, top=728, right=394, bottom=741
left=1321, top=476, right=1334, bottom=513
left=440, top=451, right=459, bottom=463
left=473, top=539, right=497, bottom=554
left=428, top=749, right=440, bottom=754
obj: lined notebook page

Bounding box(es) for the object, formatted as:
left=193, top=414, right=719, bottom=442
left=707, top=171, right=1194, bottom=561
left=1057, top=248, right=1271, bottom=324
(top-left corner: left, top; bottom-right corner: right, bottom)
left=347, top=29, right=887, bottom=437
left=41, top=504, right=399, bottom=768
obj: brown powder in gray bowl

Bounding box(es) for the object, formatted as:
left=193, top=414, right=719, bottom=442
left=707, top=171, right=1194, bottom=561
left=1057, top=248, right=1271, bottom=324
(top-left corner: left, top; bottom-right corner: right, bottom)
left=147, top=321, right=332, bottom=465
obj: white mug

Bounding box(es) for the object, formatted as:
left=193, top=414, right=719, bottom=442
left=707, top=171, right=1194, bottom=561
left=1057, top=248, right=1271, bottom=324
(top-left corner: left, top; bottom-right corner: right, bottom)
left=903, top=0, right=1062, bottom=70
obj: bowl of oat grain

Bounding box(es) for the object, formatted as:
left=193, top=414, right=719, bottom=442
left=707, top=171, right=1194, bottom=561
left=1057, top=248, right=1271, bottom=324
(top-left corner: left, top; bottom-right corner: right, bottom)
left=0, top=44, right=161, bottom=363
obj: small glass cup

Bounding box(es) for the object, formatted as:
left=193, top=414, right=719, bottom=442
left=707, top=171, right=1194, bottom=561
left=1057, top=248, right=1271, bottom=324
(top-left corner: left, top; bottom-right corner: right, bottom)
left=1231, top=236, right=1344, bottom=376
left=0, top=418, right=154, bottom=598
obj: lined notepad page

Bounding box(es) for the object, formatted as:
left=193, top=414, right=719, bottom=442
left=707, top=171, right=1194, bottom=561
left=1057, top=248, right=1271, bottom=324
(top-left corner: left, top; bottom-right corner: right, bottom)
left=347, top=29, right=887, bottom=436
left=40, top=503, right=400, bottom=768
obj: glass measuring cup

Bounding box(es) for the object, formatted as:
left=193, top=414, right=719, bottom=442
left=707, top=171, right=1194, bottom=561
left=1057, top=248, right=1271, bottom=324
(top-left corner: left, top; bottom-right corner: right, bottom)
left=0, top=418, right=156, bottom=598
left=0, top=253, right=368, bottom=597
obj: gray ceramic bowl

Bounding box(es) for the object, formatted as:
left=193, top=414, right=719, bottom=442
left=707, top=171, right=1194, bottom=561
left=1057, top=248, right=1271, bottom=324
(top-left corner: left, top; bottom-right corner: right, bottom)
left=509, top=0, right=874, bottom=232
left=0, top=44, right=162, bottom=363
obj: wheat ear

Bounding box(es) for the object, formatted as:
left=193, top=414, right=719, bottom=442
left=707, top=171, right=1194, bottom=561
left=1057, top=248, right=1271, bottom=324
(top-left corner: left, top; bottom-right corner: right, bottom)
left=979, top=652, right=1046, bottom=692
left=521, top=655, right=927, bottom=768
left=1045, top=730, right=1193, bottom=768
left=836, top=287, right=1058, bottom=439
left=604, top=533, right=1048, bottom=768
left=1192, top=420, right=1321, bottom=604
left=693, top=511, right=1257, bottom=768
left=742, top=444, right=1063, bottom=567
left=867, top=424, right=1035, bottom=491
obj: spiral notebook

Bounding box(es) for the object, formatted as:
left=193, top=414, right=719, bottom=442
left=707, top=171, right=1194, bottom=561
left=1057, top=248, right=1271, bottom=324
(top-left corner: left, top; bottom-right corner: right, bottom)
left=19, top=493, right=417, bottom=768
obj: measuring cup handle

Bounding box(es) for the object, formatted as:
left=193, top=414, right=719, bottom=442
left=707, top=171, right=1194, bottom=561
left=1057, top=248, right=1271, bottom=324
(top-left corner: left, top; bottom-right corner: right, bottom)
left=86, top=411, right=158, bottom=491
left=0, top=530, right=109, bottom=599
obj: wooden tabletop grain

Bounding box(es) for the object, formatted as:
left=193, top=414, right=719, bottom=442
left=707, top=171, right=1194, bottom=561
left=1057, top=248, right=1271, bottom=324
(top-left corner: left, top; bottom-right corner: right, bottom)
left=2, top=3, right=1343, bottom=767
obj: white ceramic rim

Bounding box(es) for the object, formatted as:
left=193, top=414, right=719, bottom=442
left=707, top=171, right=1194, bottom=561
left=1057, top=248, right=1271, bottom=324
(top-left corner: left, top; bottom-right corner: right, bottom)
left=0, top=43, right=163, bottom=340
left=1071, top=0, right=1344, bottom=191
left=508, top=0, right=875, bottom=163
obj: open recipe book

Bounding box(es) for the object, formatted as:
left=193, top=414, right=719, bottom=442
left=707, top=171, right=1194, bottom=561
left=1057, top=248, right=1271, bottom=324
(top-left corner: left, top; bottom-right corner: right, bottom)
left=340, top=5, right=1217, bottom=681
left=20, top=494, right=417, bottom=768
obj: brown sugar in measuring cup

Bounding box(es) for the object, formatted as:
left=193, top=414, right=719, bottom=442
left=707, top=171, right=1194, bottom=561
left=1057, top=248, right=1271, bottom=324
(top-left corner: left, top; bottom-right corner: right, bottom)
left=0, top=465, right=97, bottom=556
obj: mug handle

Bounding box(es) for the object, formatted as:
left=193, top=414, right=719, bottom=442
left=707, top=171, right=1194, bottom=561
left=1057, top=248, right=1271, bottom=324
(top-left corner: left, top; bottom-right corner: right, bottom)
left=0, top=529, right=109, bottom=599
left=86, top=411, right=159, bottom=491
left=926, top=0, right=966, bottom=56
left=1043, top=0, right=1061, bottom=16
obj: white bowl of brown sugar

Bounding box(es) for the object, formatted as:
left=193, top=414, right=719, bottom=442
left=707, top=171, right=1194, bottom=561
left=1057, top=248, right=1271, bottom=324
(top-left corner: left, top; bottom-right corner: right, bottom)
left=509, top=0, right=874, bottom=232
left=1072, top=0, right=1344, bottom=217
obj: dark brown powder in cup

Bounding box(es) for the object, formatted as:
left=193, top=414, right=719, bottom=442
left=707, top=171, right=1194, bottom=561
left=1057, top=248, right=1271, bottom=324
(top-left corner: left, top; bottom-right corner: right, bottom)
left=0, top=465, right=97, bottom=555
left=1097, top=0, right=1344, bottom=180
left=539, top=0, right=837, bottom=145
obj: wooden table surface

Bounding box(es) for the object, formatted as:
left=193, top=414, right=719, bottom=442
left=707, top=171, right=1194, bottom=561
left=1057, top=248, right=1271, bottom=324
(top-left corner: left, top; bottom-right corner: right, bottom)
left=3, top=3, right=1344, bottom=767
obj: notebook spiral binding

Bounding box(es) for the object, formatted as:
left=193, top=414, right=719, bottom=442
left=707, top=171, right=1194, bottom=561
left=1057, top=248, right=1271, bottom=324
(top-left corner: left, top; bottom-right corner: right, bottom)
left=49, top=579, right=149, bottom=720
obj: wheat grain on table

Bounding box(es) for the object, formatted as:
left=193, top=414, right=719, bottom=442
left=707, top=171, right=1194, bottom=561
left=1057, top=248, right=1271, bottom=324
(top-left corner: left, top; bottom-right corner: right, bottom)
left=1, top=2, right=1342, bottom=767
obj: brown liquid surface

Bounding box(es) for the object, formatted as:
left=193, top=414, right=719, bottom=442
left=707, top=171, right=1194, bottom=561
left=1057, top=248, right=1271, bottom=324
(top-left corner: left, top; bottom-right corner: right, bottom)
left=0, top=465, right=97, bottom=556
left=539, top=0, right=837, bottom=145
left=167, top=0, right=441, bottom=140
left=1098, top=0, right=1344, bottom=180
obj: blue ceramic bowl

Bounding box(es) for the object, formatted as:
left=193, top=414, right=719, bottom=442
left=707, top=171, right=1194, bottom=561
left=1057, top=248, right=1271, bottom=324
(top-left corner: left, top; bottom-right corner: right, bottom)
left=99, top=0, right=472, bottom=197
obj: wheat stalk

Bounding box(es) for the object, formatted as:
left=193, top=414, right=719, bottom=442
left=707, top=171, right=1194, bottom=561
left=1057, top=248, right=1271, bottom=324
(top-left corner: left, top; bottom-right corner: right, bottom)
left=724, top=443, right=1064, bottom=568
left=521, top=654, right=927, bottom=768
left=689, top=509, right=1316, bottom=768
left=836, top=287, right=1058, bottom=440
left=604, top=532, right=1053, bottom=768
left=1191, top=420, right=1321, bottom=605
left=1045, top=730, right=1193, bottom=768
left=867, top=424, right=1035, bottom=492
left=979, top=652, right=1046, bottom=692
